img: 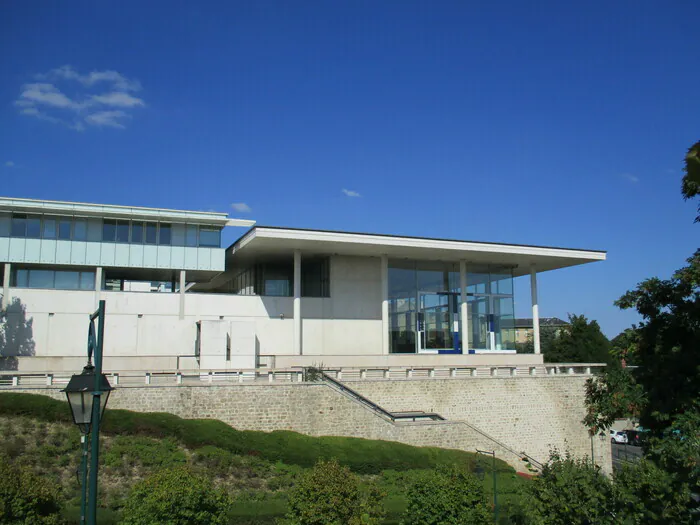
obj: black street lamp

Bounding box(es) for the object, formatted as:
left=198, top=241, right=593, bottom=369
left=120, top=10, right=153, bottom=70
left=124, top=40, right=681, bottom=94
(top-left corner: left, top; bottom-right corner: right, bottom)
left=62, top=300, right=111, bottom=525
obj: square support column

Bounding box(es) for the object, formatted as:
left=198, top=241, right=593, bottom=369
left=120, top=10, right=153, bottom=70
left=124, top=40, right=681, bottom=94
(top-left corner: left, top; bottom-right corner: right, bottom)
left=381, top=255, right=389, bottom=355
left=530, top=265, right=541, bottom=354
left=2, top=263, right=11, bottom=309
left=179, top=270, right=186, bottom=320
left=459, top=260, right=468, bottom=354
left=293, top=249, right=302, bottom=355
left=94, top=267, right=102, bottom=310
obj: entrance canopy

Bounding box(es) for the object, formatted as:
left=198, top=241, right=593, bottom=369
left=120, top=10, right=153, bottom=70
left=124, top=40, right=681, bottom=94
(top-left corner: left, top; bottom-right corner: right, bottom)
left=230, top=226, right=606, bottom=276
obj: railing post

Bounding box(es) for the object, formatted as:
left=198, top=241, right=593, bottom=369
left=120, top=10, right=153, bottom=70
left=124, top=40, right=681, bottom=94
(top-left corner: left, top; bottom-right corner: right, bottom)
left=585, top=366, right=591, bottom=375
left=337, top=369, right=342, bottom=380
left=176, top=372, right=182, bottom=385
left=208, top=371, right=213, bottom=383
left=268, top=371, right=274, bottom=383
left=46, top=373, right=53, bottom=386
left=470, top=368, right=477, bottom=377
left=12, top=376, right=18, bottom=386
left=429, top=368, right=435, bottom=378
left=360, top=369, right=367, bottom=380
left=510, top=368, right=517, bottom=377
left=238, top=371, right=243, bottom=383
left=297, top=371, right=303, bottom=382
left=568, top=367, right=575, bottom=375
left=407, top=368, right=413, bottom=379
left=145, top=373, right=151, bottom=385
left=450, top=368, right=456, bottom=378
left=112, top=373, right=119, bottom=386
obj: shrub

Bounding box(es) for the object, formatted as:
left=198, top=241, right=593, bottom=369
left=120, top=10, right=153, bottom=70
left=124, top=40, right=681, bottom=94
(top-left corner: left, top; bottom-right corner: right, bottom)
left=103, top=435, right=186, bottom=469
left=400, top=465, right=491, bottom=525
left=120, top=465, right=233, bottom=525
left=284, top=458, right=385, bottom=525
left=0, top=455, right=63, bottom=524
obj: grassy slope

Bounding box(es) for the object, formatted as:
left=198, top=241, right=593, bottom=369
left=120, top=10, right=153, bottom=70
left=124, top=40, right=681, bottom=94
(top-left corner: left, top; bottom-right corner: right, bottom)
left=0, top=393, right=527, bottom=524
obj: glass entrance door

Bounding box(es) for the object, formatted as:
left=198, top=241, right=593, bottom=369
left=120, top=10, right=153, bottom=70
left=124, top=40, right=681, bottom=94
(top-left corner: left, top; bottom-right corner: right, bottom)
left=417, top=293, right=460, bottom=353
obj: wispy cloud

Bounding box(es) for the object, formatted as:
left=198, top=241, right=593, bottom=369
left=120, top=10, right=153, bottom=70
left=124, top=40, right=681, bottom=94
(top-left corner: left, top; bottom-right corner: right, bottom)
left=4, top=161, right=14, bottom=168
left=342, top=188, right=361, bottom=197
left=620, top=173, right=639, bottom=183
left=15, top=65, right=145, bottom=130
left=231, top=202, right=252, bottom=213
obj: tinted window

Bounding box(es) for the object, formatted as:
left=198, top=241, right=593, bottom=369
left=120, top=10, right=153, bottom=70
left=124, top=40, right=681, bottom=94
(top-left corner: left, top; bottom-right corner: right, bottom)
left=42, top=218, right=57, bottom=239
left=55, top=271, right=80, bottom=290
left=145, top=223, right=157, bottom=244
left=199, top=227, right=220, bottom=247
left=116, top=220, right=130, bottom=243
left=103, top=219, right=117, bottom=241
left=73, top=219, right=87, bottom=241
left=131, top=222, right=143, bottom=243
left=28, top=269, right=53, bottom=288
left=13, top=269, right=28, bottom=287
left=158, top=223, right=171, bottom=245
left=79, top=272, right=95, bottom=290
left=185, top=225, right=197, bottom=247
left=26, top=216, right=41, bottom=238
left=58, top=219, right=72, bottom=240
left=10, top=215, right=26, bottom=237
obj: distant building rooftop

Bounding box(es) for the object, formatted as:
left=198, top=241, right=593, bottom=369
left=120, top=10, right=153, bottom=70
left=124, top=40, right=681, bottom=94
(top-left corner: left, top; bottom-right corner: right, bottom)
left=514, top=317, right=569, bottom=329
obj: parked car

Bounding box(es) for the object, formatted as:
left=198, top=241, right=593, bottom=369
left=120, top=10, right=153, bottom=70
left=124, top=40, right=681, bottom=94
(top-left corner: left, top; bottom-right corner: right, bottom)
left=610, top=430, right=629, bottom=444
left=624, top=429, right=648, bottom=446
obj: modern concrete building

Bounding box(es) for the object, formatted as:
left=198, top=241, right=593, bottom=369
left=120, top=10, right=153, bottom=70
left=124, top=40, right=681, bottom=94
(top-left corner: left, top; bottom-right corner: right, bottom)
left=0, top=197, right=606, bottom=372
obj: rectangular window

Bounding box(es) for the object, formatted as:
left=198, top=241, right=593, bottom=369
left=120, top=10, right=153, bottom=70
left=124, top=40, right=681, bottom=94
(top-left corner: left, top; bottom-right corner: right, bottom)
left=79, top=272, right=95, bottom=290
left=131, top=222, right=143, bottom=243
left=116, top=220, right=130, bottom=243
left=102, top=219, right=117, bottom=242
left=13, top=269, right=29, bottom=288
left=11, top=214, right=26, bottom=237
left=185, top=225, right=198, bottom=247
left=26, top=216, right=41, bottom=238
left=58, top=219, right=72, bottom=240
left=198, top=227, right=220, bottom=247
left=73, top=219, right=87, bottom=241
left=158, top=223, right=172, bottom=245
left=42, top=217, right=57, bottom=239
left=28, top=269, right=54, bottom=288
left=145, top=223, right=157, bottom=244
left=302, top=257, right=330, bottom=297
left=55, top=271, right=80, bottom=290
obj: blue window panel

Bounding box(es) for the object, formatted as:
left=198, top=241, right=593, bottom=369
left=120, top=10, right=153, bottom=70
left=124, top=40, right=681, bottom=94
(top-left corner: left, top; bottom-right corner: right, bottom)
left=85, top=242, right=100, bottom=265
left=100, top=243, right=116, bottom=266
left=8, top=238, right=26, bottom=262
left=184, top=247, right=198, bottom=270
left=24, top=239, right=41, bottom=263
left=29, top=269, right=53, bottom=288
left=129, top=244, right=144, bottom=267
left=185, top=225, right=198, bottom=247
left=198, top=248, right=211, bottom=270
left=170, top=246, right=185, bottom=269
left=56, top=240, right=72, bottom=264
left=0, top=214, right=10, bottom=237
left=79, top=272, right=95, bottom=290
left=0, top=238, right=9, bottom=260
left=157, top=246, right=171, bottom=267
left=210, top=249, right=225, bottom=271
left=115, top=244, right=130, bottom=266
left=39, top=240, right=57, bottom=264
left=87, top=219, right=102, bottom=242
left=58, top=219, right=72, bottom=240
left=171, top=224, right=185, bottom=246
left=131, top=222, right=144, bottom=243
left=143, top=245, right=158, bottom=268
left=42, top=218, right=57, bottom=239
left=55, top=271, right=80, bottom=290
left=199, top=228, right=221, bottom=247
left=73, top=219, right=88, bottom=241
left=13, top=268, right=28, bottom=287
left=26, top=217, right=41, bottom=238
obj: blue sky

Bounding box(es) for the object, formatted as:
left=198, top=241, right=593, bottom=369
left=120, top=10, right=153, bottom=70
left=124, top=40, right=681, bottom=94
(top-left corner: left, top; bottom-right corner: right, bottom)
left=1, top=1, right=697, bottom=337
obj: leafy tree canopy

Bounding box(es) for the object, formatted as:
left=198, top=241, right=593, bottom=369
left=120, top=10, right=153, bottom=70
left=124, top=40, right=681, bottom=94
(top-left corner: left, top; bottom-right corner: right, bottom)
left=0, top=455, right=62, bottom=524
left=543, top=314, right=611, bottom=364
left=682, top=140, right=700, bottom=222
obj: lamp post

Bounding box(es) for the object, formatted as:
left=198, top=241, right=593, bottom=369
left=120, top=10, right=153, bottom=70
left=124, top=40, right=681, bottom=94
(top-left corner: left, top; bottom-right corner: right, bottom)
left=62, top=300, right=112, bottom=525
left=476, top=449, right=498, bottom=524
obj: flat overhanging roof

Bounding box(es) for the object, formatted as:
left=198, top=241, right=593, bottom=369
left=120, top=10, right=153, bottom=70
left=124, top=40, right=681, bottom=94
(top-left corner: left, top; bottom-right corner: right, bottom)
left=230, top=227, right=606, bottom=276
left=0, top=197, right=256, bottom=228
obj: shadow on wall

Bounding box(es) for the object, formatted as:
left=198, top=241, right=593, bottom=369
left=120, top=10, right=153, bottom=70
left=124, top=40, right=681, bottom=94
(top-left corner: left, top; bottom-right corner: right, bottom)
left=0, top=298, right=36, bottom=370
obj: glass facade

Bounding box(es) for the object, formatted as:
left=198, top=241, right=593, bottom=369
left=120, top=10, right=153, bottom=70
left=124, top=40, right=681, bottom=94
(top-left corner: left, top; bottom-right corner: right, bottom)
left=13, top=267, right=95, bottom=290
left=388, top=259, right=515, bottom=354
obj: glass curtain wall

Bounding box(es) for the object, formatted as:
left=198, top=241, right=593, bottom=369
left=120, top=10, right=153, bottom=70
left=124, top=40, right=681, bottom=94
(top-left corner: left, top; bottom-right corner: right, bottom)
left=466, top=268, right=516, bottom=351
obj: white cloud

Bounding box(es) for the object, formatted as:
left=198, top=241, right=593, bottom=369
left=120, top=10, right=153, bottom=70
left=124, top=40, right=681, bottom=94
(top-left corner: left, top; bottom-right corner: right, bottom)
left=620, top=173, right=639, bottom=183
left=5, top=161, right=14, bottom=167
left=231, top=202, right=252, bottom=213
left=342, top=188, right=361, bottom=197
left=16, top=66, right=145, bottom=130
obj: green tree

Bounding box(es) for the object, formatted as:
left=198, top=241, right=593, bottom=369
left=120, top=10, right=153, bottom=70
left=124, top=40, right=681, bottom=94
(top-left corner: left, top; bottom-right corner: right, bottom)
left=120, top=466, right=232, bottom=525
left=0, top=298, right=36, bottom=370
left=583, top=364, right=645, bottom=434
left=682, top=140, right=700, bottom=222
left=0, top=455, right=62, bottom=524
left=521, top=451, right=617, bottom=525
left=400, top=465, right=491, bottom=525
left=284, top=458, right=385, bottom=525
left=543, top=314, right=611, bottom=363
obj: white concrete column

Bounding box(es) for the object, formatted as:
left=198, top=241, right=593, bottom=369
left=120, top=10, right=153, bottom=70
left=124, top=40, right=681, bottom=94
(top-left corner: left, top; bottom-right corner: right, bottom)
left=2, top=263, right=11, bottom=309
left=530, top=265, right=541, bottom=354
left=179, top=270, right=186, bottom=320
left=459, top=260, right=468, bottom=353
left=93, top=267, right=102, bottom=310
left=381, top=254, right=389, bottom=355
left=293, top=249, right=302, bottom=355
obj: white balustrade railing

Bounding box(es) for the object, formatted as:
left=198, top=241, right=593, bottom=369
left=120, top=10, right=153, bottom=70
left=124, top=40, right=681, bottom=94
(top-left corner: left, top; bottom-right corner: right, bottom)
left=0, top=363, right=605, bottom=389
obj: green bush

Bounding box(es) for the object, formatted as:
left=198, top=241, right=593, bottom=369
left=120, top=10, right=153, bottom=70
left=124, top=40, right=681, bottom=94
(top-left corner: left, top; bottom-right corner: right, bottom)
left=284, top=458, right=385, bottom=525
left=400, top=465, right=491, bottom=525
left=103, top=435, right=186, bottom=469
left=0, top=455, right=63, bottom=524
left=120, top=465, right=233, bottom=525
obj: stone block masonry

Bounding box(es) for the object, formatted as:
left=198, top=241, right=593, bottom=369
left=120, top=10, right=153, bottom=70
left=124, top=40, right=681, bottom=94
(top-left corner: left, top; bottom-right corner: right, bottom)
left=5, top=376, right=611, bottom=474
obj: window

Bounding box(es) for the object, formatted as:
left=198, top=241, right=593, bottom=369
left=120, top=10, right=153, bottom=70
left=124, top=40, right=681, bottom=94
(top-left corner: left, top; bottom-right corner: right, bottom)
left=55, top=271, right=80, bottom=290
left=10, top=214, right=26, bottom=237
left=116, top=220, right=130, bottom=243
left=102, top=219, right=117, bottom=241
left=145, top=223, right=157, bottom=244
left=302, top=258, right=330, bottom=297
left=79, top=272, right=94, bottom=290
left=185, top=225, right=198, bottom=247
left=131, top=222, right=143, bottom=243
left=255, top=263, right=293, bottom=297
left=28, top=269, right=53, bottom=288
left=198, top=227, right=220, bottom=247
left=158, top=223, right=172, bottom=245
left=58, top=219, right=72, bottom=240
left=13, top=268, right=94, bottom=290
left=26, top=216, right=41, bottom=238
left=42, top=217, right=57, bottom=239
left=13, top=269, right=28, bottom=287
left=73, top=219, right=87, bottom=241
